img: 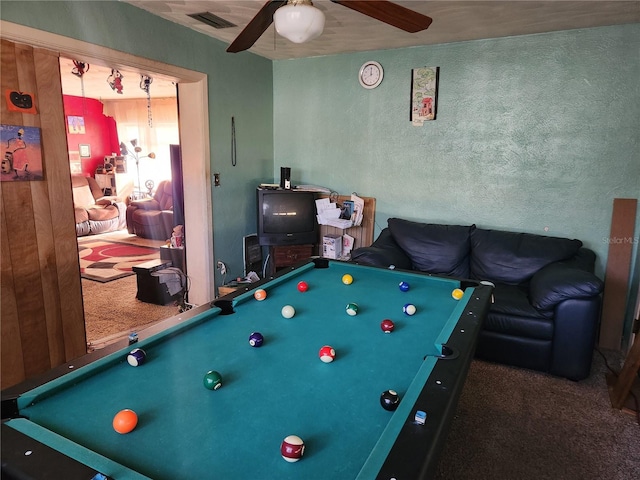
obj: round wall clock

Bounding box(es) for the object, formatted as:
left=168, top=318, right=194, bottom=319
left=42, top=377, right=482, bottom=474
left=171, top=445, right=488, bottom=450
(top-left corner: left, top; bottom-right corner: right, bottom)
left=358, top=61, right=384, bottom=89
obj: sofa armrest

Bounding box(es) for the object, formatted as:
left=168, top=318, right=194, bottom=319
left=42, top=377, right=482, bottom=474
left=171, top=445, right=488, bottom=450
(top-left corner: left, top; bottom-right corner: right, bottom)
left=529, top=263, right=604, bottom=311
left=129, top=198, right=161, bottom=211
left=351, top=228, right=413, bottom=270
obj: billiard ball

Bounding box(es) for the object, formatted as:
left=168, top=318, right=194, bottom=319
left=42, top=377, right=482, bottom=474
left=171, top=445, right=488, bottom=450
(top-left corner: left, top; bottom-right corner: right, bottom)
left=203, top=370, right=223, bottom=390
left=319, top=345, right=336, bottom=363
left=126, top=348, right=146, bottom=367
left=398, top=281, right=410, bottom=292
left=380, top=390, right=400, bottom=411
left=452, top=288, right=464, bottom=300
left=112, top=409, right=138, bottom=434
left=402, top=303, right=417, bottom=316
left=254, top=289, right=267, bottom=301
left=281, top=435, right=305, bottom=462
left=345, top=302, right=359, bottom=316
left=381, top=319, right=395, bottom=333
left=281, top=305, right=296, bottom=318
left=249, top=332, right=264, bottom=347
left=342, top=274, right=354, bottom=285
left=297, top=281, right=309, bottom=292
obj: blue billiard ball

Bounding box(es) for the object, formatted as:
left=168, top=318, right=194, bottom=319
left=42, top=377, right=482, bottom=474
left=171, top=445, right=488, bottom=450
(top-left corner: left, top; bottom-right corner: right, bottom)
left=127, top=348, right=146, bottom=367
left=403, top=303, right=417, bottom=315
left=398, top=281, right=410, bottom=292
left=249, top=332, right=264, bottom=347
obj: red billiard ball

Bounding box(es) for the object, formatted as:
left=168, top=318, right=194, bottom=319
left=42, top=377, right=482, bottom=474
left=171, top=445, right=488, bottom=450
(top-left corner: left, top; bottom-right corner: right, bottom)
left=381, top=319, right=395, bottom=333
left=297, top=281, right=309, bottom=292
left=281, top=435, right=305, bottom=462
left=319, top=345, right=336, bottom=363
left=380, top=389, right=400, bottom=411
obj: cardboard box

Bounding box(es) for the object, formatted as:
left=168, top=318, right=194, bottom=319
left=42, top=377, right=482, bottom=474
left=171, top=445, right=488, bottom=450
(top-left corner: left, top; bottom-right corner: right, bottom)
left=323, top=234, right=342, bottom=259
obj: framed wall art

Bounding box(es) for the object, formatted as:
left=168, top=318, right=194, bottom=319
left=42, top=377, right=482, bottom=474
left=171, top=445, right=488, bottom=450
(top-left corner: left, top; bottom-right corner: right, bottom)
left=1, top=124, right=44, bottom=181
left=410, top=67, right=439, bottom=126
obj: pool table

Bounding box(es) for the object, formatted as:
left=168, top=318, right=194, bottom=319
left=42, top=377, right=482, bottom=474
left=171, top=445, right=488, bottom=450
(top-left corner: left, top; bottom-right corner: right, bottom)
left=2, top=259, right=492, bottom=480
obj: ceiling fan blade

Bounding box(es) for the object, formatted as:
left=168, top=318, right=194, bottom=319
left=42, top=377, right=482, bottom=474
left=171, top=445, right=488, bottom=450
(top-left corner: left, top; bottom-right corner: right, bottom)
left=227, top=0, right=287, bottom=53
left=332, top=0, right=432, bottom=33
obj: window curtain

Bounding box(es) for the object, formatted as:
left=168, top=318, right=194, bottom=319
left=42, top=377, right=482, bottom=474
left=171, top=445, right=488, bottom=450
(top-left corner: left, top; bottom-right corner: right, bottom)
left=103, top=98, right=179, bottom=190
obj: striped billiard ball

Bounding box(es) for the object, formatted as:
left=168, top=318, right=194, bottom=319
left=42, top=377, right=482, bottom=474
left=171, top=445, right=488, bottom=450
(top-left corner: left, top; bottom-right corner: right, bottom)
left=402, top=303, right=417, bottom=316
left=319, top=345, right=336, bottom=363
left=346, top=303, right=359, bottom=316
left=281, top=435, right=305, bottom=462
left=127, top=348, right=146, bottom=367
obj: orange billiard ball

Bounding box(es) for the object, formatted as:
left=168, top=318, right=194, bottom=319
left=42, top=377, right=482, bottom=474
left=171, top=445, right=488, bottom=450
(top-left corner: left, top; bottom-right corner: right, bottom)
left=254, top=289, right=267, bottom=301
left=113, top=409, right=138, bottom=434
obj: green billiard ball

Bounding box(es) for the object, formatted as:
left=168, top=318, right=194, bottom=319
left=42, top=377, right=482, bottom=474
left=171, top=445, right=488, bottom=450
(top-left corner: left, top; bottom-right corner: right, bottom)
left=203, top=370, right=222, bottom=390
left=346, top=303, right=359, bottom=316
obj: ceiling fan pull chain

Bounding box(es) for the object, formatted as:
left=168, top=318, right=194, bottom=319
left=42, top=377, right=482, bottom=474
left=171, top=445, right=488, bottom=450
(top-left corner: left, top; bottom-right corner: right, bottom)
left=231, top=116, right=237, bottom=166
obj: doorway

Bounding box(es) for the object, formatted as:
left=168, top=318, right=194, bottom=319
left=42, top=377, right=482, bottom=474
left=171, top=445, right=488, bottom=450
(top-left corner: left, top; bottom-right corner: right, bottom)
left=60, top=58, right=185, bottom=347
left=1, top=21, right=214, bottom=344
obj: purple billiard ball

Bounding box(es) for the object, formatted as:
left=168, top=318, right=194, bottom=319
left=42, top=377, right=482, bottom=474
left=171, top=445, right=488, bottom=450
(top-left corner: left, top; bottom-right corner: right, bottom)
left=398, top=281, right=410, bottom=292
left=127, top=348, right=146, bottom=367
left=380, top=389, right=400, bottom=411
left=249, top=332, right=264, bottom=347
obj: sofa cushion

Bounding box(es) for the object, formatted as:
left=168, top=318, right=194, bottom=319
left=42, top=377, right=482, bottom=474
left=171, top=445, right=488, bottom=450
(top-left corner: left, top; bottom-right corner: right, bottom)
left=485, top=285, right=554, bottom=339
left=72, top=184, right=96, bottom=209
left=470, top=228, right=582, bottom=285
left=86, top=204, right=119, bottom=221
left=387, top=218, right=474, bottom=278
left=529, top=263, right=604, bottom=311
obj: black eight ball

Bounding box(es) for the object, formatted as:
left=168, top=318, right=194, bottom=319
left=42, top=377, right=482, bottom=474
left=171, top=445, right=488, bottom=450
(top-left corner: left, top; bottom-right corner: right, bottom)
left=380, top=389, right=400, bottom=411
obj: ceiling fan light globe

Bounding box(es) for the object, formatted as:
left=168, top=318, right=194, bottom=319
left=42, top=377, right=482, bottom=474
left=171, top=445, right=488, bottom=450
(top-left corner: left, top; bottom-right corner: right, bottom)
left=274, top=4, right=325, bottom=44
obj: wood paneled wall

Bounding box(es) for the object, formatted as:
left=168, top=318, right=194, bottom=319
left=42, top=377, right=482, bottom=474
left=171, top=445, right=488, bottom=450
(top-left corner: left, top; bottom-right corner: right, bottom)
left=1, top=40, right=86, bottom=389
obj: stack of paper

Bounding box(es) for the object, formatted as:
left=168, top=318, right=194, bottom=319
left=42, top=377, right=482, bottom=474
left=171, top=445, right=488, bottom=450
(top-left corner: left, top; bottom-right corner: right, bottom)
left=315, top=193, right=365, bottom=229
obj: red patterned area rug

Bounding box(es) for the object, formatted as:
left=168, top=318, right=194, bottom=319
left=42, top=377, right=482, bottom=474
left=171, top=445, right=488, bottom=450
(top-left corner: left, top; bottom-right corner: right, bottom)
left=79, top=240, right=159, bottom=283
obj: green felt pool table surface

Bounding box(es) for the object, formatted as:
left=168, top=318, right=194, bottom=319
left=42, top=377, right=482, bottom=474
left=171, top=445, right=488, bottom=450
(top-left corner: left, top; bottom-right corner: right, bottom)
left=3, top=259, right=492, bottom=480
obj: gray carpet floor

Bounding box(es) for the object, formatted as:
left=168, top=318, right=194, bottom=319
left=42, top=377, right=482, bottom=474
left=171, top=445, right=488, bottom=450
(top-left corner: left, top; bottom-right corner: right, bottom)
left=435, top=350, right=639, bottom=480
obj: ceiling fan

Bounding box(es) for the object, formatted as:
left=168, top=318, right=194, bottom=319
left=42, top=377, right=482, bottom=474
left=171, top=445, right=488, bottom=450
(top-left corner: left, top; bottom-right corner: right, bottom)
left=227, top=0, right=433, bottom=53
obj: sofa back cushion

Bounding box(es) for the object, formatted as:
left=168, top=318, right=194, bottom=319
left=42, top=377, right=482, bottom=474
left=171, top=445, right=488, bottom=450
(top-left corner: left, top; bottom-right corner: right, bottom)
left=388, top=218, right=474, bottom=278
left=470, top=228, right=583, bottom=285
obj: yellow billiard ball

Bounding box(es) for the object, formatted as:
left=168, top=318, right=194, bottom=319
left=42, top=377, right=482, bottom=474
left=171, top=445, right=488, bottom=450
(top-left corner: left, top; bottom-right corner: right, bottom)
left=451, top=288, right=464, bottom=300
left=342, top=274, right=353, bottom=285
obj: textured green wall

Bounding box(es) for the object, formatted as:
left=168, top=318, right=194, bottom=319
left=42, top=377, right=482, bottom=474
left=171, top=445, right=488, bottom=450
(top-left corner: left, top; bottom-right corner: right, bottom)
left=273, top=25, right=639, bottom=339
left=1, top=0, right=274, bottom=285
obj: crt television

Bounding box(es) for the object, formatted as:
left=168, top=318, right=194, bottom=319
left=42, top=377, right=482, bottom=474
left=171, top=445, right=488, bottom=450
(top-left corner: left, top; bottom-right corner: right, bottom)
left=256, top=189, right=318, bottom=246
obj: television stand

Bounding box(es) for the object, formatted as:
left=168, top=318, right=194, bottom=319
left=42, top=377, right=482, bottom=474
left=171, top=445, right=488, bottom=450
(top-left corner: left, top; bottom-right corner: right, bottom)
left=267, top=244, right=315, bottom=276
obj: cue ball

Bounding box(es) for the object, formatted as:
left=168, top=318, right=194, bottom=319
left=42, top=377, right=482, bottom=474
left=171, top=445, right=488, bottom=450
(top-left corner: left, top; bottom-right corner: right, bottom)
left=113, top=409, right=138, bottom=434
left=452, top=288, right=464, bottom=300
left=281, top=435, right=305, bottom=462
left=346, top=302, right=359, bottom=316
left=249, top=332, right=264, bottom=347
left=398, top=281, right=410, bottom=292
left=203, top=370, right=223, bottom=390
left=380, top=390, right=400, bottom=411
left=281, top=305, right=296, bottom=318
left=402, top=304, right=417, bottom=316
left=342, top=274, right=354, bottom=285
left=127, top=348, right=146, bottom=367
left=319, top=345, right=336, bottom=363
left=254, top=289, right=267, bottom=301
left=297, top=281, right=309, bottom=292
left=381, top=319, right=395, bottom=333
